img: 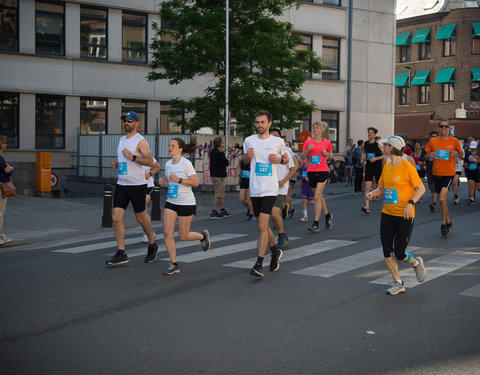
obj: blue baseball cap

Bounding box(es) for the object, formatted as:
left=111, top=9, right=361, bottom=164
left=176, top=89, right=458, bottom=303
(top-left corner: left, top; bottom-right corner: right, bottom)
left=121, top=111, right=140, bottom=121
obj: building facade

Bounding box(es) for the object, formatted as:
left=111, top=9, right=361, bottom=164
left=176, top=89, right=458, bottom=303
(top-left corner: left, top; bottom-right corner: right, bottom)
left=0, top=0, right=396, bottom=194
left=394, top=5, right=480, bottom=141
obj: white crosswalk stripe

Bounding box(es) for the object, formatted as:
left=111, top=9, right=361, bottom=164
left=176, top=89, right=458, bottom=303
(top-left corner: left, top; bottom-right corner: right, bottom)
left=460, top=284, right=480, bottom=298
left=224, top=239, right=356, bottom=269
left=167, top=237, right=300, bottom=263
left=293, top=247, right=421, bottom=277
left=370, top=251, right=480, bottom=288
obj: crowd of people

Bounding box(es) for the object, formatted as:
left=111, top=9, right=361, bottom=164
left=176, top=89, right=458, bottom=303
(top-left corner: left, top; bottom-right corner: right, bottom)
left=101, top=111, right=477, bottom=295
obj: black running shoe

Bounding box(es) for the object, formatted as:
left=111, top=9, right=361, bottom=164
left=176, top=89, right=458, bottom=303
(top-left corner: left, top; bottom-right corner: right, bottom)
left=249, top=264, right=264, bottom=278
left=441, top=224, right=449, bottom=238
left=269, top=249, right=283, bottom=272
left=200, top=230, right=210, bottom=251
left=144, top=243, right=159, bottom=263
left=106, top=251, right=129, bottom=266
left=429, top=203, right=436, bottom=212
left=325, top=212, right=333, bottom=230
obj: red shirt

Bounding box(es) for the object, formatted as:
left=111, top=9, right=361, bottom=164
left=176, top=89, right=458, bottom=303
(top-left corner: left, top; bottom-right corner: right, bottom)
left=303, top=138, right=332, bottom=172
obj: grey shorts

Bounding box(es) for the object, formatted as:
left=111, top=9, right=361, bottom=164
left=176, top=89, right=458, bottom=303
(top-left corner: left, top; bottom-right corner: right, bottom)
left=273, top=194, right=286, bottom=209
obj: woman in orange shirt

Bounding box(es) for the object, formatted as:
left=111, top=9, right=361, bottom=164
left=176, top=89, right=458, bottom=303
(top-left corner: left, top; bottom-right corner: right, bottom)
left=367, top=136, right=426, bottom=296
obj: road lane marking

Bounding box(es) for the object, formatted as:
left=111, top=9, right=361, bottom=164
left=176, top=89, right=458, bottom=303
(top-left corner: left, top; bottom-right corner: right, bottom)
left=223, top=239, right=357, bottom=269
left=293, top=246, right=420, bottom=277
left=460, top=284, right=480, bottom=298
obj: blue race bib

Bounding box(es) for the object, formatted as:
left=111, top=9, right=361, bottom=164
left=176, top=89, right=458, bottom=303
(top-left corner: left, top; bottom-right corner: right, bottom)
left=302, top=170, right=308, bottom=178
left=166, top=184, right=179, bottom=198
left=468, top=163, right=478, bottom=171
left=366, top=153, right=375, bottom=160
left=241, top=170, right=250, bottom=178
left=118, top=162, right=127, bottom=175
left=310, top=155, right=321, bottom=165
left=384, top=189, right=399, bottom=204
left=436, top=149, right=449, bottom=160
left=416, top=164, right=421, bottom=171
left=255, top=162, right=272, bottom=176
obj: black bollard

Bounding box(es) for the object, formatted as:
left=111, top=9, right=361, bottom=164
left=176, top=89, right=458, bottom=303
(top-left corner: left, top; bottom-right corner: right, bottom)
left=151, top=181, right=161, bottom=221
left=102, top=184, right=113, bottom=228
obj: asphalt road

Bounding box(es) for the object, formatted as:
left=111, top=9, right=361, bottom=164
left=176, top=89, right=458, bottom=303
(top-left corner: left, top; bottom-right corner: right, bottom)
left=1, top=191, right=479, bottom=374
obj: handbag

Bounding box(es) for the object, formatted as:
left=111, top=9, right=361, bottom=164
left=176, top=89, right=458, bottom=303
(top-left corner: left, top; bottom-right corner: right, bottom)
left=0, top=181, right=16, bottom=198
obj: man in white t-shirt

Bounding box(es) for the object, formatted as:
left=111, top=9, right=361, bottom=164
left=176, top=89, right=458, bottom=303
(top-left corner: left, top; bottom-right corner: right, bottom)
left=242, top=110, right=288, bottom=278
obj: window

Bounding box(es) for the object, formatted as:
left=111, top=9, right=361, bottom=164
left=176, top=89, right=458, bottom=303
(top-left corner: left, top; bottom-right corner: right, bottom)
left=296, top=34, right=313, bottom=78
left=323, top=0, right=341, bottom=5
left=122, top=12, right=147, bottom=63
left=35, top=1, right=64, bottom=56
left=321, top=111, right=339, bottom=153
left=0, top=93, right=19, bottom=148
left=291, top=115, right=311, bottom=152
left=160, top=102, right=183, bottom=134
left=399, top=87, right=410, bottom=105
left=442, top=83, right=454, bottom=102
left=121, top=100, right=146, bottom=133
left=322, top=38, right=340, bottom=80
left=443, top=35, right=456, bottom=57
left=418, top=34, right=431, bottom=60
left=472, top=82, right=480, bottom=101
left=35, top=95, right=64, bottom=149
left=473, top=37, right=480, bottom=55
left=399, top=45, right=410, bottom=62
left=80, top=98, right=107, bottom=134
left=418, top=85, right=430, bottom=104
left=0, top=0, right=18, bottom=51
left=80, top=7, right=107, bottom=59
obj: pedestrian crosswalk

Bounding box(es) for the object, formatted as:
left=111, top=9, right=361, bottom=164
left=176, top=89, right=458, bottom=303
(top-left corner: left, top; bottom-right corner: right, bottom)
left=44, top=230, right=480, bottom=297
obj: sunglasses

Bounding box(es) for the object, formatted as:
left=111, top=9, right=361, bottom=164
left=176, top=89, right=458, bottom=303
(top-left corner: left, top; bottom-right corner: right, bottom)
left=123, top=119, right=134, bottom=123
left=385, top=143, right=392, bottom=147
left=439, top=125, right=450, bottom=129
left=281, top=136, right=286, bottom=139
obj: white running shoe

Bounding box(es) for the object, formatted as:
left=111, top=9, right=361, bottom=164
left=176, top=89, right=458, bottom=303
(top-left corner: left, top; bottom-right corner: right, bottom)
left=300, top=216, right=308, bottom=222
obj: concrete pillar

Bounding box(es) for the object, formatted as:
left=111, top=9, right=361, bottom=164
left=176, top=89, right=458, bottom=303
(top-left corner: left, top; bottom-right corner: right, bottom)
left=65, top=96, right=80, bottom=151
left=108, top=98, right=122, bottom=134
left=19, top=0, right=35, bottom=54
left=19, top=93, right=35, bottom=149
left=65, top=3, right=80, bottom=58
left=147, top=100, right=161, bottom=134
left=108, top=9, right=122, bottom=62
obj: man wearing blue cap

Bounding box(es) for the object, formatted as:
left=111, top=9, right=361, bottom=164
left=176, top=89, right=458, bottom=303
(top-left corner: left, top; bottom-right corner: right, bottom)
left=106, top=111, right=158, bottom=266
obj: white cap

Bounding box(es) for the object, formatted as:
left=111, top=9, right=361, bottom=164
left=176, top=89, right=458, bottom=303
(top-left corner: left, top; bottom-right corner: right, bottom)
left=379, top=135, right=406, bottom=151
left=470, top=141, right=478, bottom=148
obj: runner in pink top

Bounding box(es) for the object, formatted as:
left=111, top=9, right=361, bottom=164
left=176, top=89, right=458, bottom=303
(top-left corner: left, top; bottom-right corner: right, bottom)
left=301, top=121, right=334, bottom=232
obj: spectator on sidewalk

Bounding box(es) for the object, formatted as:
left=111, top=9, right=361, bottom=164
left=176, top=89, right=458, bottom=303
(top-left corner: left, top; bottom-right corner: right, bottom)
left=0, top=135, right=14, bottom=245
left=209, top=137, right=232, bottom=219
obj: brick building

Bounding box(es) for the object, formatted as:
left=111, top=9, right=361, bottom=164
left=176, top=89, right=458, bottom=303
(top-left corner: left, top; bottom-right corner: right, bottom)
left=394, top=7, right=480, bottom=142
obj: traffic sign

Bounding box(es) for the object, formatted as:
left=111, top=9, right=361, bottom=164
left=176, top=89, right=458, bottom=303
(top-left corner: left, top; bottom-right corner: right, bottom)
left=51, top=172, right=59, bottom=188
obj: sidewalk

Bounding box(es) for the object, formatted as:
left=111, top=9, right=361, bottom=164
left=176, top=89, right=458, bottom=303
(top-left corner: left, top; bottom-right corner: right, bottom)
left=2, top=181, right=353, bottom=247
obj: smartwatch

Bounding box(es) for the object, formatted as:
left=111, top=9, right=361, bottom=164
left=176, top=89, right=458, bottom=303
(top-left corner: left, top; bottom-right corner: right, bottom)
left=408, top=200, right=415, bottom=205
left=132, top=155, right=137, bottom=162
left=178, top=178, right=183, bottom=184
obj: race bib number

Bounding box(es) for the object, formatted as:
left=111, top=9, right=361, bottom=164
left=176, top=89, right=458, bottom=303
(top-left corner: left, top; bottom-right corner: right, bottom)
left=118, top=162, right=127, bottom=175
left=310, top=155, right=321, bottom=165
left=166, top=184, right=179, bottom=198
left=384, top=189, right=399, bottom=204
left=302, top=170, right=308, bottom=178
left=255, top=162, right=272, bottom=176
left=416, top=164, right=421, bottom=171
left=367, top=153, right=375, bottom=160
left=436, top=149, right=449, bottom=160
left=241, top=170, right=250, bottom=178
left=468, top=163, right=478, bottom=171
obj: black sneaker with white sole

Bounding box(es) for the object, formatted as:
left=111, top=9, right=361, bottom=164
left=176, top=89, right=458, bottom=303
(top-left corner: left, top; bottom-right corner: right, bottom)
left=325, top=212, right=333, bottom=230
left=249, top=264, right=264, bottom=278
left=144, top=243, right=159, bottom=263
left=106, top=251, right=129, bottom=266
left=269, top=249, right=283, bottom=272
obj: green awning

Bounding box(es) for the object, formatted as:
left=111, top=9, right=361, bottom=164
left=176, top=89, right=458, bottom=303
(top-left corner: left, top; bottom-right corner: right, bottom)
left=472, top=68, right=480, bottom=82
left=435, top=24, right=456, bottom=40
left=412, top=28, right=431, bottom=43
left=396, top=31, right=411, bottom=46
left=411, top=70, right=430, bottom=86
left=473, top=23, right=480, bottom=37
left=435, top=67, right=455, bottom=83
left=395, top=72, right=410, bottom=87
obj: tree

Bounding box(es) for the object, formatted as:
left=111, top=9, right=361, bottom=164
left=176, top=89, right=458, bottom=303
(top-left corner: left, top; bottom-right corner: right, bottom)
left=148, top=0, right=323, bottom=135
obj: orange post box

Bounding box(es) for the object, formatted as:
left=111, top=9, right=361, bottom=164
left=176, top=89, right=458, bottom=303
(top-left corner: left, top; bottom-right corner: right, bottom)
left=36, top=152, right=51, bottom=192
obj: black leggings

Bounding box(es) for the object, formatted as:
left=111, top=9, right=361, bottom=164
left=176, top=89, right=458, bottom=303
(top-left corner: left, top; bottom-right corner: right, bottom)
left=380, top=213, right=414, bottom=259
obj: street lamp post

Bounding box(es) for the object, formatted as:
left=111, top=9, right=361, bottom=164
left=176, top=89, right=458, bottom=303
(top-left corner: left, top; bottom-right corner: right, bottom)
left=225, top=0, right=230, bottom=154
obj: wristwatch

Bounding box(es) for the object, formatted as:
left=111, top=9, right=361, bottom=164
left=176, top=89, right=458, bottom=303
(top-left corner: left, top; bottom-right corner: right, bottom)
left=178, top=178, right=183, bottom=184
left=408, top=200, right=415, bottom=205
left=132, top=155, right=137, bottom=162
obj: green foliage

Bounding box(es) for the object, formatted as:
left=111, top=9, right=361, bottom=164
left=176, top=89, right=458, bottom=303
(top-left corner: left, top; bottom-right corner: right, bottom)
left=148, top=0, right=323, bottom=135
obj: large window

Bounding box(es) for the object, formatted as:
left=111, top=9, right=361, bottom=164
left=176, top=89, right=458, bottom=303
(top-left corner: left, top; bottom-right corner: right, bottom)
left=443, top=36, right=456, bottom=57
left=399, top=45, right=410, bottom=62
left=322, top=111, right=339, bottom=153
left=474, top=37, right=480, bottom=55
left=35, top=95, right=64, bottom=149
left=323, top=0, right=341, bottom=5
left=418, top=39, right=431, bottom=60
left=471, top=82, right=479, bottom=101
left=442, top=83, right=455, bottom=102
left=122, top=12, right=147, bottom=63
left=0, top=0, right=18, bottom=51
left=121, top=100, right=146, bottom=133
left=160, top=102, right=183, bottom=134
left=80, top=98, right=107, bottom=134
left=0, top=93, right=19, bottom=148
left=35, top=1, right=64, bottom=56
left=296, top=34, right=313, bottom=78
left=399, top=87, right=410, bottom=105
left=80, top=7, right=107, bottom=59
left=322, top=38, right=340, bottom=80
left=418, top=85, right=430, bottom=104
